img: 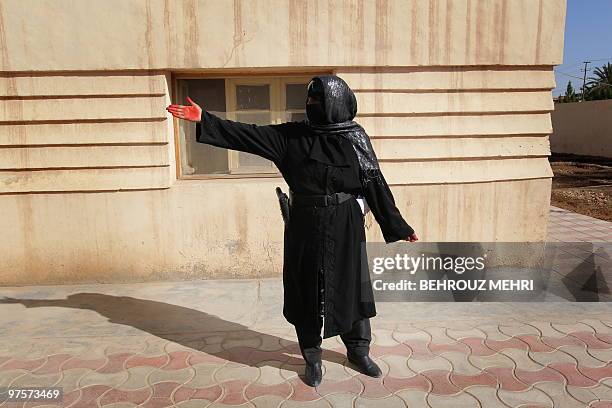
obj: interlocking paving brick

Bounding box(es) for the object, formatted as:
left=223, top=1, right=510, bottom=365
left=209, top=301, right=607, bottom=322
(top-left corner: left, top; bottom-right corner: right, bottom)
left=354, top=394, right=406, bottom=408
left=0, top=369, right=27, bottom=387
left=588, top=347, right=612, bottom=363
left=463, top=385, right=506, bottom=408
left=559, top=344, right=609, bottom=366
left=427, top=390, right=480, bottom=407
left=10, top=372, right=61, bottom=388
left=148, top=366, right=193, bottom=385
left=499, top=348, right=545, bottom=371
left=356, top=375, right=393, bottom=398
left=533, top=382, right=590, bottom=408
left=322, top=392, right=357, bottom=408
left=420, top=370, right=461, bottom=396
left=499, top=322, right=542, bottom=338
left=373, top=329, right=402, bottom=347
left=529, top=349, right=576, bottom=366
left=468, top=352, right=516, bottom=371
left=53, top=367, right=91, bottom=393
left=78, top=367, right=128, bottom=388
left=565, top=384, right=599, bottom=405
left=383, top=373, right=430, bottom=393
left=497, top=387, right=554, bottom=407
left=483, top=367, right=529, bottom=391
left=379, top=354, right=416, bottom=378
left=251, top=394, right=287, bottom=408
left=319, top=360, right=355, bottom=383
left=280, top=398, right=331, bottom=407
left=446, top=327, right=484, bottom=341
left=407, top=355, right=452, bottom=374
left=439, top=352, right=481, bottom=375
left=117, top=366, right=158, bottom=390
left=315, top=376, right=362, bottom=398
left=173, top=383, right=223, bottom=404
left=395, top=389, right=430, bottom=407
left=216, top=362, right=261, bottom=383
left=245, top=379, right=293, bottom=400
left=450, top=371, right=497, bottom=390
left=589, top=383, right=612, bottom=402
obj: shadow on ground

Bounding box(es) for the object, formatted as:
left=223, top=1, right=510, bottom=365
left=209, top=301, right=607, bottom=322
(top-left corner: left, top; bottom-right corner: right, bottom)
left=0, top=293, right=348, bottom=383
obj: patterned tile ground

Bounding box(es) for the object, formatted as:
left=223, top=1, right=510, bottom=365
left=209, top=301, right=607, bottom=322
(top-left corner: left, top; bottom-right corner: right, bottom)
left=548, top=206, right=612, bottom=243
left=0, top=207, right=610, bottom=407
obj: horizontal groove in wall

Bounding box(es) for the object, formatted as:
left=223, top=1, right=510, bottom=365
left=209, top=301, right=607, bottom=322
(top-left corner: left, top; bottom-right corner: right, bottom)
left=0, top=73, right=167, bottom=97
left=0, top=95, right=167, bottom=122
left=337, top=65, right=556, bottom=73
left=0, top=165, right=169, bottom=172
left=387, top=176, right=553, bottom=187
left=371, top=136, right=551, bottom=160
left=352, top=88, right=554, bottom=93
left=0, top=187, right=170, bottom=195
left=357, top=114, right=553, bottom=137
left=380, top=157, right=553, bottom=185
left=0, top=118, right=167, bottom=125
left=378, top=155, right=550, bottom=163
left=0, top=121, right=169, bottom=146
left=369, top=133, right=549, bottom=139
left=356, top=110, right=553, bottom=117
left=0, top=93, right=166, bottom=100
left=0, top=166, right=170, bottom=193
left=0, top=142, right=168, bottom=148
left=1, top=144, right=169, bottom=169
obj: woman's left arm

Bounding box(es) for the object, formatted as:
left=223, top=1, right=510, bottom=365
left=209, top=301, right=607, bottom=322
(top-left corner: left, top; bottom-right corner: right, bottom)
left=362, top=169, right=416, bottom=243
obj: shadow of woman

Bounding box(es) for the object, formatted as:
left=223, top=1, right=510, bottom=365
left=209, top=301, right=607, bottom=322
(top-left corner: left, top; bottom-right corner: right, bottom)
left=0, top=293, right=347, bottom=380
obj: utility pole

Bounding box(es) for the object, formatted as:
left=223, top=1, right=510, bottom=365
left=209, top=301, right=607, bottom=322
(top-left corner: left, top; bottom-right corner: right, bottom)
left=581, top=60, right=591, bottom=101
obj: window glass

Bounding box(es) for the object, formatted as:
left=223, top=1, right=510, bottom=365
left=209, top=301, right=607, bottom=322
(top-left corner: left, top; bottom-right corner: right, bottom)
left=236, top=85, right=270, bottom=110
left=178, top=79, right=228, bottom=175
left=286, top=83, right=308, bottom=109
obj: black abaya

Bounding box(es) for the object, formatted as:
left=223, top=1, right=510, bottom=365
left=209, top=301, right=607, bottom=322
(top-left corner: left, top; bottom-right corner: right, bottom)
left=195, top=77, right=414, bottom=338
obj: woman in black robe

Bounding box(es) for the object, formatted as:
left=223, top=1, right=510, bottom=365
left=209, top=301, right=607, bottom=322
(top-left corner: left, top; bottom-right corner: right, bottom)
left=167, top=75, right=418, bottom=387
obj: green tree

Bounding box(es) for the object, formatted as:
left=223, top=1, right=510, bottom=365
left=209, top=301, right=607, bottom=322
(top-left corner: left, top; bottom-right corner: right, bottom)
left=563, top=80, right=578, bottom=103
left=585, top=62, right=612, bottom=100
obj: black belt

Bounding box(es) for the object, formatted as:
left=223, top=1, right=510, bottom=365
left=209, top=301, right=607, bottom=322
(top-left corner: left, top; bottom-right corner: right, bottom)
left=289, top=190, right=355, bottom=207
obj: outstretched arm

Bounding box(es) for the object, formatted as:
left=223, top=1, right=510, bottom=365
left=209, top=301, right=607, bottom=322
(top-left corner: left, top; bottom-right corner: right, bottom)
left=167, top=97, right=287, bottom=164
left=362, top=169, right=418, bottom=243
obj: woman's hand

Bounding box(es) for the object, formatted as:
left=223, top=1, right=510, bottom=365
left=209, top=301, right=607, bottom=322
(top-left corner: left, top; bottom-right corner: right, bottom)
left=166, top=96, right=202, bottom=122
left=405, top=232, right=419, bottom=242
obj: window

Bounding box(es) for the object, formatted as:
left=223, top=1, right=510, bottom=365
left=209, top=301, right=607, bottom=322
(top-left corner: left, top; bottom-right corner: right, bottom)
left=175, top=75, right=317, bottom=177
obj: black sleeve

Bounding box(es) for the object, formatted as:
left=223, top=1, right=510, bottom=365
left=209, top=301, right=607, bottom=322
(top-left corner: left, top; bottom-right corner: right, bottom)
left=195, top=110, right=288, bottom=164
left=362, top=170, right=415, bottom=243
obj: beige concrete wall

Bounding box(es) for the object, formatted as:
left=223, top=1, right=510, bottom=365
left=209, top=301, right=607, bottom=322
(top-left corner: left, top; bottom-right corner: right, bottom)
left=550, top=99, right=612, bottom=158
left=0, top=0, right=565, bottom=285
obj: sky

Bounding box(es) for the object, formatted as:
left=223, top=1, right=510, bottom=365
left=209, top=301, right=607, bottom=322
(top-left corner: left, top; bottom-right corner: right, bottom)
left=552, top=0, right=612, bottom=96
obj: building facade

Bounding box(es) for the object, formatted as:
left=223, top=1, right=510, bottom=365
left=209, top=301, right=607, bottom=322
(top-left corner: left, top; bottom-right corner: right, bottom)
left=0, top=0, right=566, bottom=285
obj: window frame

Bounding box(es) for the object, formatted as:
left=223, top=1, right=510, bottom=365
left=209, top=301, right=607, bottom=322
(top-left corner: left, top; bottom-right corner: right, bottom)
left=171, top=71, right=332, bottom=181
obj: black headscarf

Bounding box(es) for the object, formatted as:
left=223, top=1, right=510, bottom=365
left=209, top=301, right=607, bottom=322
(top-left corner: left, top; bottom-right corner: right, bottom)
left=303, top=75, right=380, bottom=184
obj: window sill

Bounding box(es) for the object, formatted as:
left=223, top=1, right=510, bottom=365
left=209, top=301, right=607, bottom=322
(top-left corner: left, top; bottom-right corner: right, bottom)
left=178, top=173, right=283, bottom=181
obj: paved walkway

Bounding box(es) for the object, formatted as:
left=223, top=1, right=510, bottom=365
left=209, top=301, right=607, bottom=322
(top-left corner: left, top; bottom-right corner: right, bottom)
left=0, top=207, right=610, bottom=407
left=548, top=206, right=612, bottom=243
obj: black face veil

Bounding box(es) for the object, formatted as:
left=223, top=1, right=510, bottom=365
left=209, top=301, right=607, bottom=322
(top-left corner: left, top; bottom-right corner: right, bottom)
left=304, top=75, right=381, bottom=184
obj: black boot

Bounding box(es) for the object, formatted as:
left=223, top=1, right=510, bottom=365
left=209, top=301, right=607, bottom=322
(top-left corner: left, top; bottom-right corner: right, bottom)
left=295, top=320, right=324, bottom=387
left=304, top=359, right=323, bottom=387
left=347, top=351, right=382, bottom=378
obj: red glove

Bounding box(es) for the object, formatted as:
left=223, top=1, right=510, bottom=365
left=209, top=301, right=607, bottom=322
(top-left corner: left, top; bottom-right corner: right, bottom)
left=405, top=232, right=419, bottom=242
left=166, top=96, right=202, bottom=122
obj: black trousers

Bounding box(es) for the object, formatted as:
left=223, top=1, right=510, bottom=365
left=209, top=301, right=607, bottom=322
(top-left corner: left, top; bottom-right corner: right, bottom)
left=295, top=317, right=372, bottom=365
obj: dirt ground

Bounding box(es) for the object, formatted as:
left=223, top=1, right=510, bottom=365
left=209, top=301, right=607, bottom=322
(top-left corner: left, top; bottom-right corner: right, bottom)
left=550, top=153, right=612, bottom=221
